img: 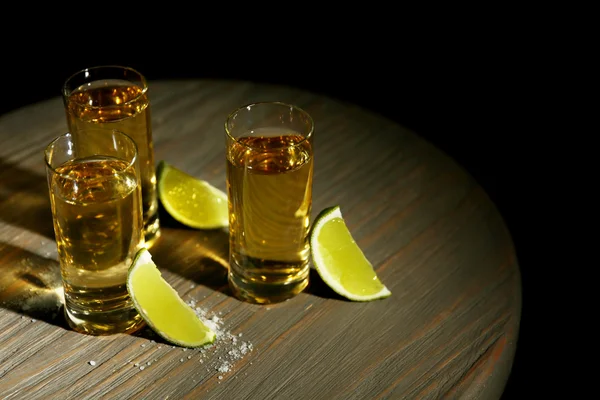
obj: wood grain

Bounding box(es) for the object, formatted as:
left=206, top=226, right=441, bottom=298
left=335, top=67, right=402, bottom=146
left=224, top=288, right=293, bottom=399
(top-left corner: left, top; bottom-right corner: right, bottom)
left=0, top=80, right=521, bottom=399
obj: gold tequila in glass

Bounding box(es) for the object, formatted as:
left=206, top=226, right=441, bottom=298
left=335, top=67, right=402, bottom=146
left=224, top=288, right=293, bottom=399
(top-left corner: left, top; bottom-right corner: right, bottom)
left=45, top=128, right=146, bottom=335
left=225, top=102, right=314, bottom=304
left=62, top=65, right=160, bottom=247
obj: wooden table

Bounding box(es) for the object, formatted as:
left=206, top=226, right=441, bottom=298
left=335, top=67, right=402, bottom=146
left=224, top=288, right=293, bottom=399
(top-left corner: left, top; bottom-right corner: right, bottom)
left=0, top=80, right=521, bottom=399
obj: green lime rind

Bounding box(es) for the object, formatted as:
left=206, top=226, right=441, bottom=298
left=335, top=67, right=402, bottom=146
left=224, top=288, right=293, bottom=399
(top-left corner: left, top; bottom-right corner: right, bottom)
left=309, top=205, right=392, bottom=302
left=126, top=248, right=216, bottom=348
left=157, top=161, right=228, bottom=230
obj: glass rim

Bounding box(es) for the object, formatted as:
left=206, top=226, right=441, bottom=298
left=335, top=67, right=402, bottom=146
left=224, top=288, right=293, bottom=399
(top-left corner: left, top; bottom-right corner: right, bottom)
left=62, top=65, right=148, bottom=105
left=224, top=101, right=314, bottom=150
left=44, top=129, right=139, bottom=180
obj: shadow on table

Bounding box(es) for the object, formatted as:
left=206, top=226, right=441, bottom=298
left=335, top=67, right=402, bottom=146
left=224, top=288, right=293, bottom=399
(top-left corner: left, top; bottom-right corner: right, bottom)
left=0, top=158, right=55, bottom=240
left=148, top=208, right=230, bottom=295
left=0, top=242, right=67, bottom=329
left=305, top=268, right=347, bottom=301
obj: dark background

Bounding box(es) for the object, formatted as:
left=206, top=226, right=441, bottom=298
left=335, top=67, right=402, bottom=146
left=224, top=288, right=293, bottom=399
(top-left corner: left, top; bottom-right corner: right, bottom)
left=0, top=19, right=547, bottom=398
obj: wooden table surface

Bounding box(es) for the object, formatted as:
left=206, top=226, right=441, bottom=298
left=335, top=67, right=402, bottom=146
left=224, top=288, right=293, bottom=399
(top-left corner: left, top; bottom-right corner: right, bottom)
left=0, top=79, right=521, bottom=399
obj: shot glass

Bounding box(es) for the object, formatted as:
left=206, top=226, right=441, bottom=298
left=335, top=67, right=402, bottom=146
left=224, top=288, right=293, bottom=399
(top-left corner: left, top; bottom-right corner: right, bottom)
left=62, top=65, right=160, bottom=247
left=45, top=128, right=146, bottom=335
left=225, top=102, right=314, bottom=304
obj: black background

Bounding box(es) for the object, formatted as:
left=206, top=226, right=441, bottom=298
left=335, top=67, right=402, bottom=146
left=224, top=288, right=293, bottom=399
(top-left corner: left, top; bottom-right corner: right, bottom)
left=0, top=15, right=549, bottom=398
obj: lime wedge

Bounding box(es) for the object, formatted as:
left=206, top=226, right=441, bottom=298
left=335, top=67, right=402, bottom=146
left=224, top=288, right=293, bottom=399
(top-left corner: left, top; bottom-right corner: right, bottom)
left=157, top=161, right=228, bottom=229
left=127, top=248, right=216, bottom=348
left=310, top=206, right=392, bottom=301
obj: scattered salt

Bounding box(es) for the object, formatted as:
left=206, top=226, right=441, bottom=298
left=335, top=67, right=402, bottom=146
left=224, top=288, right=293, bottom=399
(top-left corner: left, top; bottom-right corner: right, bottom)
left=184, top=299, right=254, bottom=377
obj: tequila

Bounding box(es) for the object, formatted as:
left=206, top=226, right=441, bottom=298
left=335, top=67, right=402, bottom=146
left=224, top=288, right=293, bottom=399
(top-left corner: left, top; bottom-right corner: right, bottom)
left=64, top=74, right=160, bottom=247
left=49, top=156, right=145, bottom=335
left=227, top=129, right=313, bottom=303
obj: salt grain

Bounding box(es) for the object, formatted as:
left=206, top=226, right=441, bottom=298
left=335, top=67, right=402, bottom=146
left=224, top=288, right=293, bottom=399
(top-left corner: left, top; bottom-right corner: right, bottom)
left=217, top=363, right=230, bottom=373
left=89, top=361, right=96, bottom=366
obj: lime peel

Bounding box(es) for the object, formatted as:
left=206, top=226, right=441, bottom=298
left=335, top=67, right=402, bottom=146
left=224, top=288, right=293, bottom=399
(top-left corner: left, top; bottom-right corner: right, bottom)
left=157, top=161, right=228, bottom=229
left=310, top=205, right=392, bottom=301
left=127, top=248, right=216, bottom=348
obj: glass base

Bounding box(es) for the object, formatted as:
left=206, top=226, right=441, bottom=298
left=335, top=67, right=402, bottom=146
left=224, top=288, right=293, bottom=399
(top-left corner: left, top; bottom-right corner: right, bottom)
left=228, top=265, right=309, bottom=304
left=64, top=305, right=145, bottom=336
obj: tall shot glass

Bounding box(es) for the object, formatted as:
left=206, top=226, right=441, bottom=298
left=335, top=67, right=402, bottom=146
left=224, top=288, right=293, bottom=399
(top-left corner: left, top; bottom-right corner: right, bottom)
left=225, top=102, right=314, bottom=304
left=45, top=128, right=146, bottom=335
left=62, top=65, right=160, bottom=248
